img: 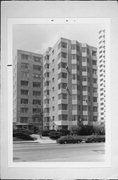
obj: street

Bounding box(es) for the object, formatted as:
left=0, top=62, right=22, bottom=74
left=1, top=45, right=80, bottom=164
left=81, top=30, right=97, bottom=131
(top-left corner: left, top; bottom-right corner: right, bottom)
left=13, top=142, right=105, bottom=162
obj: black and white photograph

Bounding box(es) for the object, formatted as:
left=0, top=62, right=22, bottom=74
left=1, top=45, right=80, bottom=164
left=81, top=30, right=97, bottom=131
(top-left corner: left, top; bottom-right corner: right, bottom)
left=1, top=1, right=118, bottom=179
left=9, top=18, right=110, bottom=164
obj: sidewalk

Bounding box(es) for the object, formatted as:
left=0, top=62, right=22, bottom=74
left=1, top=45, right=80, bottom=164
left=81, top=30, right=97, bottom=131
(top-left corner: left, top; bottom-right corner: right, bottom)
left=13, top=135, right=56, bottom=144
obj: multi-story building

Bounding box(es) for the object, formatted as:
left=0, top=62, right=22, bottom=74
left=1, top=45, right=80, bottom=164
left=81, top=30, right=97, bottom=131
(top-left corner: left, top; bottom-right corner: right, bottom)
left=13, top=50, right=43, bottom=130
left=43, top=38, right=98, bottom=130
left=98, top=30, right=106, bottom=125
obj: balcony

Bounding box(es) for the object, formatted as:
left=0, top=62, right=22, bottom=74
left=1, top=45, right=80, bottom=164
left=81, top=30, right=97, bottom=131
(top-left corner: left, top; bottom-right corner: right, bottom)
left=93, top=112, right=98, bottom=116
left=82, top=81, right=88, bottom=86
left=82, top=71, right=87, bottom=76
left=82, top=52, right=87, bottom=57
left=58, top=99, right=68, bottom=104
left=83, top=111, right=88, bottom=115
left=58, top=78, right=68, bottom=84
left=58, top=110, right=68, bottom=115
left=92, top=65, right=97, bottom=69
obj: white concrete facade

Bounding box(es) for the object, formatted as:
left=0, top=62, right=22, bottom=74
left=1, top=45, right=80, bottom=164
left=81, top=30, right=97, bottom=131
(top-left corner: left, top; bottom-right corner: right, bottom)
left=43, top=38, right=98, bottom=130
left=98, top=30, right=106, bottom=125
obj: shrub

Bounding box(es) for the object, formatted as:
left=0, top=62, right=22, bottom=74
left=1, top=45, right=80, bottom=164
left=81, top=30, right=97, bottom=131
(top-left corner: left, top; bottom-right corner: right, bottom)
left=78, top=125, right=94, bottom=135
left=42, top=130, right=50, bottom=136
left=57, top=135, right=82, bottom=144
left=93, top=125, right=105, bottom=135
left=13, top=132, right=34, bottom=140
left=57, top=129, right=70, bottom=136
left=49, top=131, right=61, bottom=140
left=85, top=135, right=105, bottom=143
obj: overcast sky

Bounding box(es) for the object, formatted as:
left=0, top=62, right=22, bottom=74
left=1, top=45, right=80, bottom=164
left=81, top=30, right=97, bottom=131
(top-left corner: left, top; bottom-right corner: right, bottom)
left=13, top=23, right=104, bottom=56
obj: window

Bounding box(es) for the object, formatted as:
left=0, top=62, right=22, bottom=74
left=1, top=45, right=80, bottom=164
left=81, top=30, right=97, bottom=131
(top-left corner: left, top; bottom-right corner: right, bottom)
left=93, top=78, right=97, bottom=83
left=45, top=55, right=49, bottom=60
left=44, top=72, right=49, bottom=78
left=21, top=63, right=28, bottom=69
left=52, top=78, right=54, bottom=82
left=93, top=107, right=97, bottom=112
left=72, top=94, right=77, bottom=100
left=72, top=74, right=77, bottom=80
left=33, top=91, right=41, bottom=96
left=93, top=88, right=97, bottom=93
left=21, top=54, right=28, bottom=60
left=21, top=72, right=29, bottom=78
left=21, top=80, right=28, bottom=86
left=58, top=62, right=67, bottom=69
left=72, top=105, right=77, bottom=110
left=45, top=81, right=49, bottom=86
left=58, top=104, right=68, bottom=110
left=93, top=97, right=97, bottom=102
left=44, top=99, right=49, bottom=104
left=52, top=59, right=55, bottom=63
left=61, top=52, right=67, bottom=58
left=71, top=44, right=76, bottom=50
left=52, top=49, right=54, bottom=54
left=58, top=72, right=67, bottom=79
left=21, top=99, right=28, bottom=104
left=52, top=116, right=55, bottom=121
left=82, top=57, right=86, bottom=62
left=83, top=95, right=87, bottom=101
left=93, top=116, right=97, bottom=121
left=82, top=86, right=87, bottom=91
left=33, top=82, right=41, bottom=87
left=44, top=108, right=49, bottom=113
left=82, top=66, right=87, bottom=71
left=58, top=114, right=68, bottom=120
left=71, top=54, right=76, bottom=59
left=72, top=64, right=76, bottom=70
left=52, top=68, right=54, bottom=73
left=21, top=89, right=28, bottom=95
left=33, top=99, right=41, bottom=105
left=92, top=50, right=97, bottom=56
left=82, top=76, right=87, bottom=81
left=82, top=47, right=86, bottom=52
left=20, top=107, right=28, bottom=113
left=72, top=84, right=77, bottom=89
left=82, top=106, right=87, bottom=111
left=20, top=117, right=28, bottom=123
left=92, top=60, right=97, bottom=65
left=77, top=55, right=79, bottom=61
left=33, top=56, right=41, bottom=63
left=72, top=115, right=77, bottom=121
left=52, top=96, right=54, bottom=101
left=52, top=106, right=55, bottom=111
left=33, top=65, right=41, bottom=71
left=58, top=93, right=67, bottom=99
left=44, top=90, right=49, bottom=95
left=45, top=63, right=49, bottom=69
left=93, top=69, right=97, bottom=75
left=33, top=108, right=41, bottom=114
left=33, top=73, right=41, bottom=79
left=58, top=83, right=67, bottom=89
left=52, top=87, right=54, bottom=91
left=83, top=116, right=88, bottom=121
left=61, top=42, right=67, bottom=48
left=77, top=75, right=80, bottom=80
left=76, top=45, right=80, bottom=52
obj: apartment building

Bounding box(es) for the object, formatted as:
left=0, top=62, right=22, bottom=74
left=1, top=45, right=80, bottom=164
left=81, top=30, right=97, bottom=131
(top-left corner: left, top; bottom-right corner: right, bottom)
left=98, top=30, right=106, bottom=125
left=43, top=38, right=98, bottom=130
left=13, top=50, right=43, bottom=130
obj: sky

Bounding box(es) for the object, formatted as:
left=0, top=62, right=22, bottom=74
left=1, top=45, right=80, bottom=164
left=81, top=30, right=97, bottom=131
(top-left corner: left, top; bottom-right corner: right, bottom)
left=13, top=23, right=104, bottom=56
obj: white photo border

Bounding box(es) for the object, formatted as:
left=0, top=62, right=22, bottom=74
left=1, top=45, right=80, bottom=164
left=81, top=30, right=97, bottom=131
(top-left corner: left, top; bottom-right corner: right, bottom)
left=8, top=18, right=111, bottom=168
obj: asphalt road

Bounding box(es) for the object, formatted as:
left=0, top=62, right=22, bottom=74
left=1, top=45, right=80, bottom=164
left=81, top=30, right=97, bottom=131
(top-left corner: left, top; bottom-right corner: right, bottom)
left=13, top=142, right=105, bottom=162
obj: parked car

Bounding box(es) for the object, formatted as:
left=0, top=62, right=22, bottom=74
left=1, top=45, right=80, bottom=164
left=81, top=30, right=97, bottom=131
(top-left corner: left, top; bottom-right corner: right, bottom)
left=57, top=135, right=82, bottom=144
left=86, top=136, right=105, bottom=143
